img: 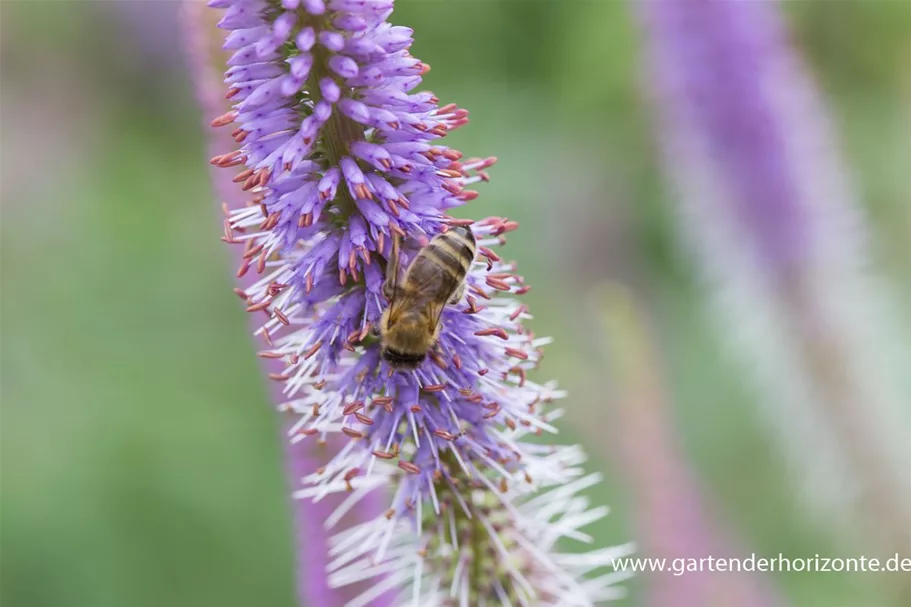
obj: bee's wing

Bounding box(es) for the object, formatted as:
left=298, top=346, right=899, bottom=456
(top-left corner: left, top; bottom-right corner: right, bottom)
left=384, top=233, right=402, bottom=302
left=411, top=255, right=461, bottom=300
left=408, top=253, right=462, bottom=332
left=385, top=289, right=419, bottom=328
left=384, top=233, right=406, bottom=327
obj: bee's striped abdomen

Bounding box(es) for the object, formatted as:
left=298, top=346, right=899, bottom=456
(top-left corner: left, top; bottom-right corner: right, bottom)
left=425, top=226, right=476, bottom=282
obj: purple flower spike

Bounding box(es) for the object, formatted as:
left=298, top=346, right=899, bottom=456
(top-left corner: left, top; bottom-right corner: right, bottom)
left=206, top=0, right=629, bottom=603
left=638, top=0, right=911, bottom=552
left=181, top=3, right=387, bottom=607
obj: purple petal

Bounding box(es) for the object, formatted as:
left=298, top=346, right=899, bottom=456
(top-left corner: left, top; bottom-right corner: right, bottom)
left=319, top=77, right=341, bottom=103
left=295, top=27, right=316, bottom=51
left=318, top=30, right=345, bottom=52
left=328, top=55, right=359, bottom=79
left=338, top=97, right=371, bottom=124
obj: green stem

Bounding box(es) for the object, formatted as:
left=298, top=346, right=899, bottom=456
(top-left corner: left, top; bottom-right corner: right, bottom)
left=309, top=43, right=363, bottom=217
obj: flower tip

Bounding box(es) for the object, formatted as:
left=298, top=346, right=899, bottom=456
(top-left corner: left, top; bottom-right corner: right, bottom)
left=303, top=0, right=326, bottom=15
left=210, top=111, right=237, bottom=128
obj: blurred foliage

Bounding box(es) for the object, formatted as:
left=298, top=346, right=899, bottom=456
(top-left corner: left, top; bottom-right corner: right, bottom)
left=2, top=2, right=910, bottom=606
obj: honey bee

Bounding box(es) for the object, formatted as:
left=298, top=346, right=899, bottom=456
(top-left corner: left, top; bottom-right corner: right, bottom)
left=379, top=226, right=477, bottom=369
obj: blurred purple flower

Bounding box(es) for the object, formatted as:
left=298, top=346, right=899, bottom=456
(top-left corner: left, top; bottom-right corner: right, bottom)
left=114, top=1, right=183, bottom=69
left=599, top=286, right=785, bottom=607
left=638, top=0, right=911, bottom=555
left=203, top=0, right=630, bottom=603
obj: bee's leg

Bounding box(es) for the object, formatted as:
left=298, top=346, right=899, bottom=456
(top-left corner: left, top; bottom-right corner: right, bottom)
left=428, top=307, right=444, bottom=347
left=433, top=319, right=442, bottom=341
left=382, top=273, right=397, bottom=302
left=383, top=233, right=401, bottom=302
left=431, top=325, right=451, bottom=362
left=372, top=310, right=388, bottom=339
left=448, top=281, right=466, bottom=305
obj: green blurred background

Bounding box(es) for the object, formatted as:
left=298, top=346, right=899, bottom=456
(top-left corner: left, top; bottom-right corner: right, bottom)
left=2, top=1, right=910, bottom=606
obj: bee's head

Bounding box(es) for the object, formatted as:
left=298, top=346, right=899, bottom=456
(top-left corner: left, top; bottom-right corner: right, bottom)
left=381, top=347, right=426, bottom=369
